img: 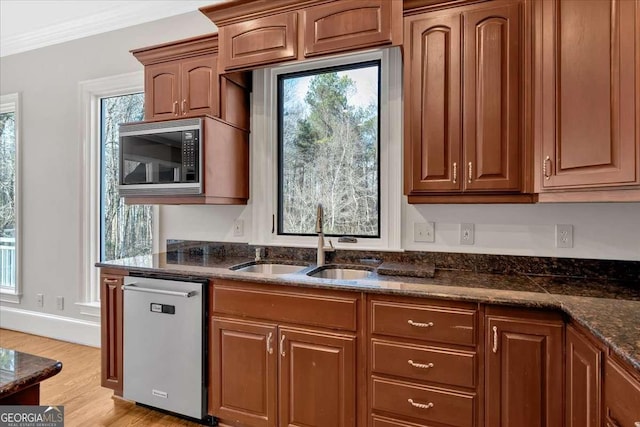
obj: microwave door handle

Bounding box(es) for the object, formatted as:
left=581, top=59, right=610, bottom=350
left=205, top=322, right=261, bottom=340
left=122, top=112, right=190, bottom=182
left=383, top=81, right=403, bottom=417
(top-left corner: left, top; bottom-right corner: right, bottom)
left=122, top=284, right=196, bottom=298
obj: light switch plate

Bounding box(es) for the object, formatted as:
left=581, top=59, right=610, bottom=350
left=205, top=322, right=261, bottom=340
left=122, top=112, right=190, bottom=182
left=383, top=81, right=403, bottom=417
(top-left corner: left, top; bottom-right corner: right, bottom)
left=556, top=224, right=573, bottom=248
left=233, top=219, right=244, bottom=237
left=460, top=223, right=475, bottom=245
left=414, top=222, right=435, bottom=243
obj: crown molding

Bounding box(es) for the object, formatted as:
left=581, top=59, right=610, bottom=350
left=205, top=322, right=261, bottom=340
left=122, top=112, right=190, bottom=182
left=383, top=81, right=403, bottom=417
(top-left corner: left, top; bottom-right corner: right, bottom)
left=0, top=1, right=219, bottom=58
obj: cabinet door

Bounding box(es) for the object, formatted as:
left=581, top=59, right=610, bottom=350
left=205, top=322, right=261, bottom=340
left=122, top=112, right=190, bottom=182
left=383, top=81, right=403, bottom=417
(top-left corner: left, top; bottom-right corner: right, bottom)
left=219, top=12, right=297, bottom=72
left=100, top=274, right=124, bottom=396
left=180, top=55, right=219, bottom=118
left=404, top=13, right=461, bottom=193
left=537, top=0, right=638, bottom=189
left=463, top=2, right=522, bottom=191
left=210, top=318, right=277, bottom=427
left=566, top=325, right=602, bottom=427
left=278, top=327, right=356, bottom=427
left=145, top=62, right=180, bottom=120
left=604, top=358, right=640, bottom=427
left=302, top=0, right=395, bottom=57
left=486, top=315, right=563, bottom=427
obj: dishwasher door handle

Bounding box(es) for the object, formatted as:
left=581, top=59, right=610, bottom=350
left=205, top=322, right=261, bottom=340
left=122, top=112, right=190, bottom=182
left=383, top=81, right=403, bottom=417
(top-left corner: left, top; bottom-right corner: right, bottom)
left=122, top=283, right=196, bottom=298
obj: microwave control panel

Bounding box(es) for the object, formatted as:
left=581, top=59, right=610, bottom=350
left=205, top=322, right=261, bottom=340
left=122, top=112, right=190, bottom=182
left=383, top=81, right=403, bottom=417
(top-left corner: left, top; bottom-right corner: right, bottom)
left=182, top=130, right=199, bottom=182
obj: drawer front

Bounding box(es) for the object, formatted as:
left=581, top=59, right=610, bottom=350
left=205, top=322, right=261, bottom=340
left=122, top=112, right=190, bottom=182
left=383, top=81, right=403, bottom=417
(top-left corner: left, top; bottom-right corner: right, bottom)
left=372, top=415, right=427, bottom=427
left=372, top=376, right=475, bottom=427
left=604, top=358, right=640, bottom=427
left=212, top=281, right=358, bottom=331
left=371, top=300, right=477, bottom=346
left=372, top=339, right=476, bottom=388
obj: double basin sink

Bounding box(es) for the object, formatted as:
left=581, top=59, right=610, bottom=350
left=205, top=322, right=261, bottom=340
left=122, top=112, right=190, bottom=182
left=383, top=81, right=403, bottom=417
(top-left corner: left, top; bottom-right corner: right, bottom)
left=230, top=262, right=374, bottom=280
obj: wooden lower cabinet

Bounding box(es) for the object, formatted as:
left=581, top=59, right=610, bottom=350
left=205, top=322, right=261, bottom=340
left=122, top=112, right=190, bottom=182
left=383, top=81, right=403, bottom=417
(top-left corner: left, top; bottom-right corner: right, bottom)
left=566, top=324, right=603, bottom=427
left=604, top=357, right=640, bottom=427
left=100, top=273, right=125, bottom=396
left=485, top=308, right=564, bottom=427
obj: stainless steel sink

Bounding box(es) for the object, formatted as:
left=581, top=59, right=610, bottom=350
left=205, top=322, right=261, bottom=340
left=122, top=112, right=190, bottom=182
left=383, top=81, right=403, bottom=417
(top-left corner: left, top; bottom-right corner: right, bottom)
left=232, top=263, right=307, bottom=275
left=307, top=267, right=373, bottom=280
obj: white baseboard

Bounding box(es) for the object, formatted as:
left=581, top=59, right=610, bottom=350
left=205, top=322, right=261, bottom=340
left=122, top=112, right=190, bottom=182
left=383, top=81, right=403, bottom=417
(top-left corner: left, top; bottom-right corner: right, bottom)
left=0, top=306, right=100, bottom=348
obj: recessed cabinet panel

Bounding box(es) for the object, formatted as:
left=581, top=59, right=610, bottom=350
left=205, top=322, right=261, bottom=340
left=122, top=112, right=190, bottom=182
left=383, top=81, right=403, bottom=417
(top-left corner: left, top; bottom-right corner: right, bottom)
left=146, top=63, right=180, bottom=120
left=464, top=3, right=521, bottom=191
left=220, top=12, right=297, bottom=71
left=538, top=0, right=638, bottom=189
left=100, top=274, right=124, bottom=396
left=406, top=14, right=461, bottom=192
left=303, top=0, right=393, bottom=56
left=566, top=325, right=602, bottom=427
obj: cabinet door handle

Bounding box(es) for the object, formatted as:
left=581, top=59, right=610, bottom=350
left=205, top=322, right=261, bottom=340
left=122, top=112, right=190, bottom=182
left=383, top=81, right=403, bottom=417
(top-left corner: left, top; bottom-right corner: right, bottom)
left=280, top=334, right=286, bottom=357
left=172, top=101, right=178, bottom=116
left=408, top=398, right=434, bottom=409
left=408, top=320, right=434, bottom=328
left=468, top=162, right=473, bottom=183
left=492, top=326, right=498, bottom=353
left=266, top=332, right=273, bottom=355
left=452, top=162, right=457, bottom=184
left=543, top=156, right=551, bottom=180
left=182, top=99, right=187, bottom=115
left=633, top=422, right=640, bottom=427
left=408, top=360, right=434, bottom=369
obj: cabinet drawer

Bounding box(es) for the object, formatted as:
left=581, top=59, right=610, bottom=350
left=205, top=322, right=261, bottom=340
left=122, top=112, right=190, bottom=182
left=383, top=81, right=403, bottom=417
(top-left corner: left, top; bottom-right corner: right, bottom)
left=604, top=358, right=640, bottom=427
left=212, top=281, right=358, bottom=331
left=372, top=376, right=475, bottom=427
left=372, top=339, right=476, bottom=388
left=219, top=12, right=297, bottom=71
left=371, top=300, right=477, bottom=346
left=372, top=415, right=427, bottom=427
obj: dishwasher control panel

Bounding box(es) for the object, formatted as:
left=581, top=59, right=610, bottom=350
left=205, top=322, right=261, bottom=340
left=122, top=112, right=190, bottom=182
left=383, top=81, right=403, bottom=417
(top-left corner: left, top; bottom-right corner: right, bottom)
left=150, top=303, right=175, bottom=315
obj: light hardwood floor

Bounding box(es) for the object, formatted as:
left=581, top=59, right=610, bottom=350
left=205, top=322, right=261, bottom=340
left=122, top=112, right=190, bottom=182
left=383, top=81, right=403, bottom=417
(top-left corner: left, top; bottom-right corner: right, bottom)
left=0, top=329, right=203, bottom=426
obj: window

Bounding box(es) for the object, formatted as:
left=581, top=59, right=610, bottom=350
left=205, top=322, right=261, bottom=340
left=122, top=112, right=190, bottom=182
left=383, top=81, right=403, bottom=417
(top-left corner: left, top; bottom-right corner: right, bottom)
left=252, top=48, right=402, bottom=250
left=0, top=93, right=20, bottom=302
left=79, top=72, right=158, bottom=315
left=278, top=61, right=380, bottom=237
left=99, top=94, right=152, bottom=261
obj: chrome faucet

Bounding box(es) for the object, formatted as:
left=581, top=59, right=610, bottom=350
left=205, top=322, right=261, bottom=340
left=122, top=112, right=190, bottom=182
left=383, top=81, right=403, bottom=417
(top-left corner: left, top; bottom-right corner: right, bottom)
left=316, top=204, right=334, bottom=266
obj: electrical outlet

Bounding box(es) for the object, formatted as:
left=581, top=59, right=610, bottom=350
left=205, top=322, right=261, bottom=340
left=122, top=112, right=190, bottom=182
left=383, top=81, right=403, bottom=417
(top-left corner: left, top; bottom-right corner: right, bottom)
left=556, top=224, right=573, bottom=248
left=36, top=293, right=44, bottom=307
left=233, top=219, right=244, bottom=237
left=56, top=296, right=64, bottom=311
left=460, top=223, right=475, bottom=245
left=414, top=222, right=435, bottom=243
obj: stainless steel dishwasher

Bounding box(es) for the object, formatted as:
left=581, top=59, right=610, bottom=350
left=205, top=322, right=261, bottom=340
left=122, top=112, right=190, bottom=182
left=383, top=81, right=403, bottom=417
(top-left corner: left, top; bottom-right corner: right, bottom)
left=122, top=276, right=212, bottom=423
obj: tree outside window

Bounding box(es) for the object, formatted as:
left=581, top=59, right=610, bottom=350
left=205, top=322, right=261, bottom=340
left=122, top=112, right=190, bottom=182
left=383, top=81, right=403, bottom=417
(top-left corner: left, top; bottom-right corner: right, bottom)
left=278, top=61, right=380, bottom=237
left=0, top=109, right=16, bottom=289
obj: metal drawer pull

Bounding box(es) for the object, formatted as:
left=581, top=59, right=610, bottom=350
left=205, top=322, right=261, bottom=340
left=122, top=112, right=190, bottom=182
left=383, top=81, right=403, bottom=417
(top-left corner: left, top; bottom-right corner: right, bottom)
left=408, top=320, right=434, bottom=328
left=266, top=332, right=273, bottom=355
left=543, top=156, right=551, bottom=180
left=103, top=278, right=119, bottom=284
left=408, top=360, right=434, bottom=369
left=408, top=399, right=434, bottom=409
left=634, top=422, right=640, bottom=427
left=492, top=326, right=498, bottom=353
left=182, top=99, right=187, bottom=115
left=172, top=101, right=178, bottom=116
left=122, top=284, right=195, bottom=298
left=468, top=162, right=473, bottom=183
left=452, top=162, right=457, bottom=184
left=280, top=335, right=286, bottom=357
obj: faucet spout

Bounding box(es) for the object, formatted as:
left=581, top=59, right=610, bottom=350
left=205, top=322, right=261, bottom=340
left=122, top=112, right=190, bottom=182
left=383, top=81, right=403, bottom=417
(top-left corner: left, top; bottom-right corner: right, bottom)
left=316, top=203, right=334, bottom=266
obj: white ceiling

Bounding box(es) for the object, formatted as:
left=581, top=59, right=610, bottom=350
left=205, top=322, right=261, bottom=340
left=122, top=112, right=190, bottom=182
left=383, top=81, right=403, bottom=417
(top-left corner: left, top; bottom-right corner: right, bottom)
left=0, top=0, right=225, bottom=57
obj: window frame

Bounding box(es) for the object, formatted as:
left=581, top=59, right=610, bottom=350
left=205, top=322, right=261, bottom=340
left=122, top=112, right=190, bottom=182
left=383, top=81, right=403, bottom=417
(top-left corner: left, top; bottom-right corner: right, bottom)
left=0, top=93, right=21, bottom=303
left=79, top=72, right=159, bottom=317
left=251, top=48, right=402, bottom=251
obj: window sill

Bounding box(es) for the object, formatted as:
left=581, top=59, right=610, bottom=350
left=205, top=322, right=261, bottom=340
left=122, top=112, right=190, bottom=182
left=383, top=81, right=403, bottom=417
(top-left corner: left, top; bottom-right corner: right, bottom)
left=0, top=291, right=22, bottom=304
left=75, top=301, right=101, bottom=318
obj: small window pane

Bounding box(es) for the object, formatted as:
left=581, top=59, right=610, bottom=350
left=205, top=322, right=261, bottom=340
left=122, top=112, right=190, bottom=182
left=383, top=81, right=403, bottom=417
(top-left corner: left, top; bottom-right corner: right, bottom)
left=100, top=94, right=152, bottom=261
left=278, top=61, right=380, bottom=237
left=0, top=111, right=16, bottom=289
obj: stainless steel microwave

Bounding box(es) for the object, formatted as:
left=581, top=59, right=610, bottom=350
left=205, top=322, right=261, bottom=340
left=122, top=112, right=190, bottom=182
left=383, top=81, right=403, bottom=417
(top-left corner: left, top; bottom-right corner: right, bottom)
left=119, top=118, right=203, bottom=197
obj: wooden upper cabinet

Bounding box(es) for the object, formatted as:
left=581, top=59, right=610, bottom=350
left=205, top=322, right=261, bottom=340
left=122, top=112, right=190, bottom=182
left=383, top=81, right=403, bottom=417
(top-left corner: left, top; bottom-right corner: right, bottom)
left=463, top=2, right=521, bottom=191
left=219, top=12, right=298, bottom=72
left=536, top=0, right=639, bottom=193
left=404, top=0, right=531, bottom=202
left=566, top=324, right=603, bottom=427
left=180, top=55, right=219, bottom=118
left=302, top=0, right=398, bottom=57
left=145, top=62, right=180, bottom=120
left=485, top=309, right=564, bottom=427
left=404, top=12, right=461, bottom=193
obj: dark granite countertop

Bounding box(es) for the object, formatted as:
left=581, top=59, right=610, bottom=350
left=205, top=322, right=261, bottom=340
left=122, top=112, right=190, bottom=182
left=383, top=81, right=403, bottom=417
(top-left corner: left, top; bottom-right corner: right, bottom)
left=98, top=252, right=640, bottom=374
left=0, top=348, right=62, bottom=397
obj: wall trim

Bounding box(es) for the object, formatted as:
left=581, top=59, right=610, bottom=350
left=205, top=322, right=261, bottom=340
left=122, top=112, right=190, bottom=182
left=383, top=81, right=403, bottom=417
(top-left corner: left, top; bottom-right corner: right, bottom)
left=0, top=306, right=100, bottom=348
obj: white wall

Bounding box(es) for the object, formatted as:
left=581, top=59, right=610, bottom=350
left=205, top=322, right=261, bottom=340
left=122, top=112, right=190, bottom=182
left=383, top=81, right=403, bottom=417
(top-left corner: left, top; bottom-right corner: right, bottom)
left=0, top=12, right=216, bottom=335
left=1, top=10, right=639, bottom=344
